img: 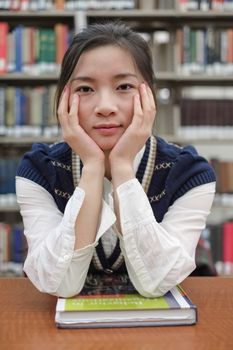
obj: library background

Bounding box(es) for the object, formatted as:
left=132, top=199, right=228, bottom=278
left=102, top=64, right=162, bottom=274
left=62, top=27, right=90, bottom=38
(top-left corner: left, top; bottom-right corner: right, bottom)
left=0, top=0, right=233, bottom=277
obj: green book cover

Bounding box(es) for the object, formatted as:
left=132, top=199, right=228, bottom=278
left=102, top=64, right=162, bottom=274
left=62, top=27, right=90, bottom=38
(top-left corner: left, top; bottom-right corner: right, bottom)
left=55, top=274, right=197, bottom=328
left=65, top=293, right=169, bottom=312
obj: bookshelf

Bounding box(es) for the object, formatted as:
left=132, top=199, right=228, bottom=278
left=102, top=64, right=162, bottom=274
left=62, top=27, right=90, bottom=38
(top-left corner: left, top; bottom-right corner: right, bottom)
left=0, top=7, right=76, bottom=276
left=0, top=0, right=233, bottom=276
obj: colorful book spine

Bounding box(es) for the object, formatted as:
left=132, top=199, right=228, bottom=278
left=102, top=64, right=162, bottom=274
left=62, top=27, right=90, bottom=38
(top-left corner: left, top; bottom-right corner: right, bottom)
left=176, top=26, right=233, bottom=75
left=223, top=221, right=233, bottom=275
left=0, top=22, right=9, bottom=74
left=206, top=220, right=233, bottom=276
left=0, top=222, right=27, bottom=277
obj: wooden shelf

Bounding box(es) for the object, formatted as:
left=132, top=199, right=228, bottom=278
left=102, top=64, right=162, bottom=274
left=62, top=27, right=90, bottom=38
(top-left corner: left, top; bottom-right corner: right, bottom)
left=0, top=136, right=60, bottom=146
left=86, top=9, right=233, bottom=19
left=156, top=72, right=233, bottom=86
left=0, top=73, right=59, bottom=84
left=1, top=9, right=233, bottom=22
left=86, top=9, right=233, bottom=27
left=1, top=72, right=233, bottom=86
left=162, top=135, right=233, bottom=145
left=0, top=10, right=75, bottom=18
left=0, top=10, right=75, bottom=27
left=0, top=204, right=19, bottom=213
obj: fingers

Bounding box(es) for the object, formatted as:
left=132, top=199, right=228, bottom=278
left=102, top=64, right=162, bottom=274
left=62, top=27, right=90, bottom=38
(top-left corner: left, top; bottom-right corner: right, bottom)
left=69, top=93, right=79, bottom=125
left=57, top=85, right=69, bottom=125
left=140, top=83, right=156, bottom=114
left=57, top=84, right=79, bottom=129
left=132, top=93, right=143, bottom=127
left=139, top=83, right=149, bottom=111
left=133, top=83, right=156, bottom=129
left=147, top=85, right=156, bottom=113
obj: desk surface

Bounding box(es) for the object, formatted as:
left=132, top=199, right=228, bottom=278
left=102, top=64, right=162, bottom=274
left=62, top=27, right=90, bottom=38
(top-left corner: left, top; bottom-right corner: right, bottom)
left=0, top=277, right=233, bottom=350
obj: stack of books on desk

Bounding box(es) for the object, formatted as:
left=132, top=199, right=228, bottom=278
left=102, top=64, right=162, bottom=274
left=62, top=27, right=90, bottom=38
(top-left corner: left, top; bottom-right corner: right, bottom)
left=55, top=274, right=197, bottom=329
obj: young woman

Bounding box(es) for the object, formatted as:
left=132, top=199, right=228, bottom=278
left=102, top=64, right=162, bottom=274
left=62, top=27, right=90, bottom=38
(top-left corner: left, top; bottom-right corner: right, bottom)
left=16, top=22, right=216, bottom=297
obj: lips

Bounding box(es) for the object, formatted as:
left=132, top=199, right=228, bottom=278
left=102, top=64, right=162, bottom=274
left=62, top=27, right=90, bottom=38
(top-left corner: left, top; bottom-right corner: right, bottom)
left=93, top=124, right=122, bottom=136
left=94, top=124, right=121, bottom=129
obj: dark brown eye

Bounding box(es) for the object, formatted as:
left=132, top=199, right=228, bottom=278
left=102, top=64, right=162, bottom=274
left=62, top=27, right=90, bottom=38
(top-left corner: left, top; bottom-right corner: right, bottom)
left=76, top=86, right=93, bottom=93
left=117, top=84, right=133, bottom=90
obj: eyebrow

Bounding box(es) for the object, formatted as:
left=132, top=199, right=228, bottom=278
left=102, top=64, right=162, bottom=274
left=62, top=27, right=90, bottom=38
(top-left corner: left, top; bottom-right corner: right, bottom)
left=70, top=73, right=138, bottom=83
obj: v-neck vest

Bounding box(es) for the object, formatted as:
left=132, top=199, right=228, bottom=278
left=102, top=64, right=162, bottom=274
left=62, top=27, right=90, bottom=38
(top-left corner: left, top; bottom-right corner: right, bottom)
left=17, top=136, right=216, bottom=274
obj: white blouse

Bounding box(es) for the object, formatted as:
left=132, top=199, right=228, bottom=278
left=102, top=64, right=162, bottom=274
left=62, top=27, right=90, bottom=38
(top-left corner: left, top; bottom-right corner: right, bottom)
left=16, top=152, right=215, bottom=298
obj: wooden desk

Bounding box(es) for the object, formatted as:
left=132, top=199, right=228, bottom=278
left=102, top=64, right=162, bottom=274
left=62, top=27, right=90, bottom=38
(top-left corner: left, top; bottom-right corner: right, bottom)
left=0, top=277, right=232, bottom=350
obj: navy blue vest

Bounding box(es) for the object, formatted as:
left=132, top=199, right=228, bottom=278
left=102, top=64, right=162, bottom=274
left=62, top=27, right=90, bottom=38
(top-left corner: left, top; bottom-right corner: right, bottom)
left=17, top=136, right=216, bottom=274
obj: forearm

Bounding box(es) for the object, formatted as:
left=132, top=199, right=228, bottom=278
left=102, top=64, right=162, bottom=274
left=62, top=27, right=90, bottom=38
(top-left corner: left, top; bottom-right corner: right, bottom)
left=111, top=162, right=134, bottom=232
left=74, top=163, right=105, bottom=249
left=16, top=177, right=116, bottom=296
left=16, top=178, right=89, bottom=294
left=116, top=180, right=215, bottom=297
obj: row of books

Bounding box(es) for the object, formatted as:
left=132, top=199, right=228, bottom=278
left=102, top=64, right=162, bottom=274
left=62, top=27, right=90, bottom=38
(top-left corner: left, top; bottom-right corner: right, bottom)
left=2, top=0, right=233, bottom=12
left=0, top=0, right=135, bottom=11
left=0, top=156, right=20, bottom=200
left=210, top=159, right=233, bottom=194
left=206, top=221, right=233, bottom=276
left=2, top=23, right=233, bottom=77
left=176, top=87, right=233, bottom=139
left=141, top=27, right=233, bottom=75
left=177, top=0, right=233, bottom=11
left=138, top=0, right=175, bottom=9
left=179, top=100, right=233, bottom=138
left=0, top=85, right=60, bottom=136
left=0, top=22, right=72, bottom=75
left=176, top=26, right=233, bottom=75
left=0, top=222, right=26, bottom=276
left=6, top=83, right=233, bottom=139
left=130, top=0, right=233, bottom=11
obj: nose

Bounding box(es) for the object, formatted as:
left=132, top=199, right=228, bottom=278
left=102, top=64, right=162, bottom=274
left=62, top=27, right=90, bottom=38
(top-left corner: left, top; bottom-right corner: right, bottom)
left=94, top=91, right=118, bottom=117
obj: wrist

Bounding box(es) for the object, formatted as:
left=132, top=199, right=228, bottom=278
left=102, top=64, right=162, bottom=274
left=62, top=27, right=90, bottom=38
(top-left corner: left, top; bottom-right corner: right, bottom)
left=82, top=160, right=105, bottom=177
left=111, top=162, right=134, bottom=188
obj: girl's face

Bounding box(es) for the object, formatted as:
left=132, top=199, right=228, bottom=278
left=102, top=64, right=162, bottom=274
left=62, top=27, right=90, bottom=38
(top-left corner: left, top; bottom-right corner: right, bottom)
left=69, top=45, right=144, bottom=152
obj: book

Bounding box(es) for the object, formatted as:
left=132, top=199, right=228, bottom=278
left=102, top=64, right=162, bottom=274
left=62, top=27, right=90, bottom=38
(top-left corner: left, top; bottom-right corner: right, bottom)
left=223, top=221, right=233, bottom=275
left=55, top=274, right=197, bottom=329
left=0, top=22, right=8, bottom=74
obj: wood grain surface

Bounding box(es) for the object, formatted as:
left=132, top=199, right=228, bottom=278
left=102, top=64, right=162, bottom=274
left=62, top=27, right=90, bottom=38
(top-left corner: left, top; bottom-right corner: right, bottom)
left=0, top=277, right=232, bottom=350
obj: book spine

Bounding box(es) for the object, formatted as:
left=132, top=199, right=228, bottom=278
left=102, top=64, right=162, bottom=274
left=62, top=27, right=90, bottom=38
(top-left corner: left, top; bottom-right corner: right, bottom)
left=0, top=222, right=26, bottom=277
left=0, top=22, right=9, bottom=74
left=223, top=221, right=233, bottom=275
left=14, top=26, right=23, bottom=72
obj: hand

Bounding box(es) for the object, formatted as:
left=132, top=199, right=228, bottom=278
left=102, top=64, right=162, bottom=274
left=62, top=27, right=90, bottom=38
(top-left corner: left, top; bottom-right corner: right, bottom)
left=57, top=85, right=105, bottom=168
left=109, top=83, right=156, bottom=168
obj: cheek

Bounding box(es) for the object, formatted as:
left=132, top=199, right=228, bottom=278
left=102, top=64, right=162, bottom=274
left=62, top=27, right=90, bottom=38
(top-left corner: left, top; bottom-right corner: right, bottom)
left=77, top=99, right=89, bottom=129
left=122, top=96, right=134, bottom=126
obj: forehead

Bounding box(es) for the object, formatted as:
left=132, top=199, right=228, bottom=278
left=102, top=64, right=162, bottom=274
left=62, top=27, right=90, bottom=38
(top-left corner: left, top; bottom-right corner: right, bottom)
left=72, top=45, right=141, bottom=78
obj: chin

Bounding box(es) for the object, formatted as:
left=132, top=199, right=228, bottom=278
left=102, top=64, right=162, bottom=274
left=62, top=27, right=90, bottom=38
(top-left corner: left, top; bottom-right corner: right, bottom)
left=99, top=143, right=116, bottom=152
left=95, top=136, right=121, bottom=152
